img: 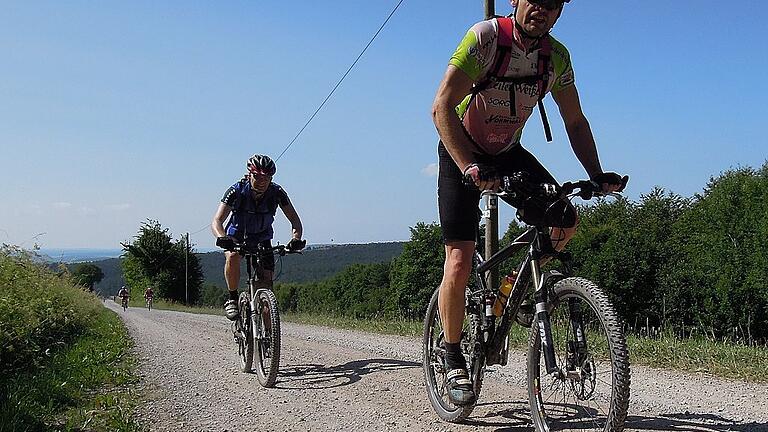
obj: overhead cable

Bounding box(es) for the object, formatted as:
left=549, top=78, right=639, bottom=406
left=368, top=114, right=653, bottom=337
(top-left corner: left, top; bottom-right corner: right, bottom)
left=275, top=0, right=406, bottom=161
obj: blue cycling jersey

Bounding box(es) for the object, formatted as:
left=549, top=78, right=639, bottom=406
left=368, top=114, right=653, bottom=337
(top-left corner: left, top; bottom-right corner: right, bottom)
left=221, top=179, right=289, bottom=243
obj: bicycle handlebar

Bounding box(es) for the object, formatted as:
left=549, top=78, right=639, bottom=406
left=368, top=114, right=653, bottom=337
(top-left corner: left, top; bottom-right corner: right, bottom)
left=228, top=243, right=303, bottom=257
left=472, top=171, right=626, bottom=202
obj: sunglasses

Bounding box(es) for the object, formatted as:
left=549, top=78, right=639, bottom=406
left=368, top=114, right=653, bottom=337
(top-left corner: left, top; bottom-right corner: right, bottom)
left=250, top=172, right=272, bottom=181
left=528, top=0, right=565, bottom=12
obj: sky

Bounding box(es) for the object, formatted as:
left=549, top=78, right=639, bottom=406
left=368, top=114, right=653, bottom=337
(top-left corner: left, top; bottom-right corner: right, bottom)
left=1, top=1, right=766, bottom=249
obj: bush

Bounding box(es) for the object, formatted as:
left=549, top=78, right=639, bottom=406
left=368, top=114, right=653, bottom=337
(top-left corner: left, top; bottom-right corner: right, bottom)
left=0, top=246, right=104, bottom=377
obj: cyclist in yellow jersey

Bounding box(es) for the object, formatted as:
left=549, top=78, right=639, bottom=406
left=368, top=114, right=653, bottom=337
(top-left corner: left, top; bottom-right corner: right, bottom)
left=432, top=0, right=627, bottom=406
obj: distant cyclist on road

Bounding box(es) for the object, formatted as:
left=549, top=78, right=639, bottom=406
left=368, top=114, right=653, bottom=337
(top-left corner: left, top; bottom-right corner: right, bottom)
left=117, top=285, right=129, bottom=307
left=144, top=286, right=154, bottom=308
left=211, top=154, right=306, bottom=320
left=431, top=0, right=627, bottom=406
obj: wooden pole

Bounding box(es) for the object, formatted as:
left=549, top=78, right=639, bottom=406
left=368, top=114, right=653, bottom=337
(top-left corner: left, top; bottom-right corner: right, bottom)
left=485, top=196, right=499, bottom=292
left=485, top=0, right=495, bottom=19
left=484, top=0, right=499, bottom=291
left=185, top=232, right=189, bottom=304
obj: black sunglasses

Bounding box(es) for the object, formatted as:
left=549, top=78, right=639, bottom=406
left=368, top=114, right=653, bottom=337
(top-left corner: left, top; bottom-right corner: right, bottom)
left=528, top=0, right=565, bottom=12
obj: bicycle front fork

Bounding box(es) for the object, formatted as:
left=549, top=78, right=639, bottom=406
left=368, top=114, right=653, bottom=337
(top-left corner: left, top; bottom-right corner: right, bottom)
left=531, top=263, right=587, bottom=376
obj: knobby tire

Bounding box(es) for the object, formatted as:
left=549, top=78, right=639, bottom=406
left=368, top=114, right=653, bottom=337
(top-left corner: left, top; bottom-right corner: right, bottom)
left=254, top=289, right=281, bottom=387
left=527, top=277, right=630, bottom=432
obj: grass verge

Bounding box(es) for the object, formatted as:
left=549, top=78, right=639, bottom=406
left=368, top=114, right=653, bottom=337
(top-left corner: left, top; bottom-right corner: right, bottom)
left=0, top=306, right=141, bottom=431
left=124, top=297, right=219, bottom=315
left=627, top=332, right=768, bottom=382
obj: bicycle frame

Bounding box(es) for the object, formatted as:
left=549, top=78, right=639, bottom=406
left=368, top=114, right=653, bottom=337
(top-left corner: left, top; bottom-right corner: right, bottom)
left=471, top=195, right=586, bottom=377
left=243, top=248, right=271, bottom=322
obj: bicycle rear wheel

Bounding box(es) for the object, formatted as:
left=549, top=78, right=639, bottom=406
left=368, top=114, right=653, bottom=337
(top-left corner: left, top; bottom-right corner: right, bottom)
left=527, top=277, right=630, bottom=432
left=237, top=292, right=254, bottom=372
left=254, top=289, right=281, bottom=387
left=422, top=288, right=483, bottom=422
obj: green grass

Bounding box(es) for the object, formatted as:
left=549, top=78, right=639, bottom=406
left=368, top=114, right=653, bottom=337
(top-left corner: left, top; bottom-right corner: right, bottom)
left=283, top=312, right=425, bottom=337
left=0, top=248, right=142, bottom=431
left=628, top=332, right=768, bottom=382
left=0, top=307, right=142, bottom=431
left=123, top=297, right=220, bottom=315
left=115, top=295, right=768, bottom=383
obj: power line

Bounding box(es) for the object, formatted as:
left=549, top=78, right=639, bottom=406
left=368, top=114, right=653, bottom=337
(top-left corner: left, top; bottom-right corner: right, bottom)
left=275, top=0, right=406, bottom=162
left=189, top=224, right=210, bottom=236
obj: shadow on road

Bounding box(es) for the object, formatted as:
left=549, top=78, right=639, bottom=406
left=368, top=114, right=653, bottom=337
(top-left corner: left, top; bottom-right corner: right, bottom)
left=454, top=401, right=767, bottom=432
left=625, top=412, right=768, bottom=432
left=276, top=358, right=419, bottom=390
left=462, top=400, right=532, bottom=431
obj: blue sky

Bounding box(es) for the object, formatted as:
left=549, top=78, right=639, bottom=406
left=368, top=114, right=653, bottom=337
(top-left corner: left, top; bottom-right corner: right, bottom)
left=1, top=1, right=766, bottom=249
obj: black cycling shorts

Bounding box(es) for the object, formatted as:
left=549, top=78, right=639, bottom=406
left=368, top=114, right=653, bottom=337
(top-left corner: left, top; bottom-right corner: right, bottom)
left=437, top=142, right=577, bottom=243
left=228, top=234, right=275, bottom=271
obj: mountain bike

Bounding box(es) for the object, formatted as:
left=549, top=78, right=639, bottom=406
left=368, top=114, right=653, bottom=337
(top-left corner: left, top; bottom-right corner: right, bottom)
left=230, top=242, right=300, bottom=387
left=423, top=173, right=631, bottom=431
left=145, top=297, right=153, bottom=311
left=121, top=296, right=129, bottom=311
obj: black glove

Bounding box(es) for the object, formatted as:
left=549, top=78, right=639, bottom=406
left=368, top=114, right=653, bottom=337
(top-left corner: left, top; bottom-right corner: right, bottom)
left=591, top=172, right=629, bottom=192
left=216, top=236, right=236, bottom=251
left=462, top=162, right=498, bottom=187
left=286, top=238, right=306, bottom=251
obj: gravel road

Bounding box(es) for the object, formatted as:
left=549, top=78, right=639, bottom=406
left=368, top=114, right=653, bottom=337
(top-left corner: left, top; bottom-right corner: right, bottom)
left=106, top=301, right=768, bottom=431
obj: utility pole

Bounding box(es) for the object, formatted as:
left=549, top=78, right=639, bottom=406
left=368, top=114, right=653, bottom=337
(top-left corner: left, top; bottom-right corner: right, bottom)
left=485, top=0, right=495, bottom=20
left=484, top=0, right=499, bottom=292
left=185, top=232, right=189, bottom=305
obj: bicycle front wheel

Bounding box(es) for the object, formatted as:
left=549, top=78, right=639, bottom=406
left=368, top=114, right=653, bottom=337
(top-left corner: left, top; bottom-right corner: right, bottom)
left=527, top=277, right=630, bottom=432
left=254, top=289, right=281, bottom=387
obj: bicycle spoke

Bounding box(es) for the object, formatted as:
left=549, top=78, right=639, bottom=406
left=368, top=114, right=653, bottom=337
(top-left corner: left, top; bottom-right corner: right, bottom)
left=530, top=286, right=629, bottom=432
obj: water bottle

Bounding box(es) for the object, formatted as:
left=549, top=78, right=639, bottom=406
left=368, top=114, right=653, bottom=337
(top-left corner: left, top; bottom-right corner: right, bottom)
left=492, top=273, right=516, bottom=317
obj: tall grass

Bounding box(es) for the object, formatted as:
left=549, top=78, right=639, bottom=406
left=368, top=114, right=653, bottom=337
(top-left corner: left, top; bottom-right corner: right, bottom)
left=0, top=246, right=141, bottom=431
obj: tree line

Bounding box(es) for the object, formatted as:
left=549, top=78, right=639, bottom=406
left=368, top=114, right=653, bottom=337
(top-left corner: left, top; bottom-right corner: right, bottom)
left=274, top=164, right=768, bottom=343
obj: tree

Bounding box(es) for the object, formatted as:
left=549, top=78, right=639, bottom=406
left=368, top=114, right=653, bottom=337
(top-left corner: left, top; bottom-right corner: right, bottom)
left=662, top=166, right=768, bottom=341
left=121, top=219, right=203, bottom=304
left=71, top=263, right=104, bottom=291
left=199, top=283, right=228, bottom=307
left=389, top=222, right=445, bottom=319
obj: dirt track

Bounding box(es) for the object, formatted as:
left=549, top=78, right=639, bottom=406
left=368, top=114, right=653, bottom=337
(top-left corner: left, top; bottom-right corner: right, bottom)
left=106, top=301, right=768, bottom=431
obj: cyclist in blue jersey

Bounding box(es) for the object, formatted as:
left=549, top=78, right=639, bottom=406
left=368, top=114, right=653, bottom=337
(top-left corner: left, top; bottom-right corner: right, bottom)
left=211, top=154, right=305, bottom=320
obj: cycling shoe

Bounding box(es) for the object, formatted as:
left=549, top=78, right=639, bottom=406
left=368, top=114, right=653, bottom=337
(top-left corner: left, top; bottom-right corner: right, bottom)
left=444, top=367, right=476, bottom=406
left=224, top=300, right=239, bottom=321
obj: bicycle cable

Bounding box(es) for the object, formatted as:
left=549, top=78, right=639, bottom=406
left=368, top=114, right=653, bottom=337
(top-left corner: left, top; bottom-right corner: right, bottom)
left=275, top=0, right=406, bottom=162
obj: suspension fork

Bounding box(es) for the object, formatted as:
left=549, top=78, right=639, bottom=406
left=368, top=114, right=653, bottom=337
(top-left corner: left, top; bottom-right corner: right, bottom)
left=531, top=259, right=559, bottom=375
left=568, top=297, right=588, bottom=364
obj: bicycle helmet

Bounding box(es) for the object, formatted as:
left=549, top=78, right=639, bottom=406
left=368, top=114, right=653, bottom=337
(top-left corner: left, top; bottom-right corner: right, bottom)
left=246, top=154, right=276, bottom=176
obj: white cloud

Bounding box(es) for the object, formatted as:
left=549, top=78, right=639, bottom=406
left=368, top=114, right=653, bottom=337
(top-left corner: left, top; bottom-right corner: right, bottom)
left=106, top=203, right=131, bottom=211
left=421, top=163, right=438, bottom=177
left=52, top=202, right=73, bottom=209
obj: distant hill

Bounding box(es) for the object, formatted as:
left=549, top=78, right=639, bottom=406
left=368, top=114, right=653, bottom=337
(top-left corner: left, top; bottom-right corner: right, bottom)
left=84, top=242, right=404, bottom=297
left=39, top=248, right=123, bottom=263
